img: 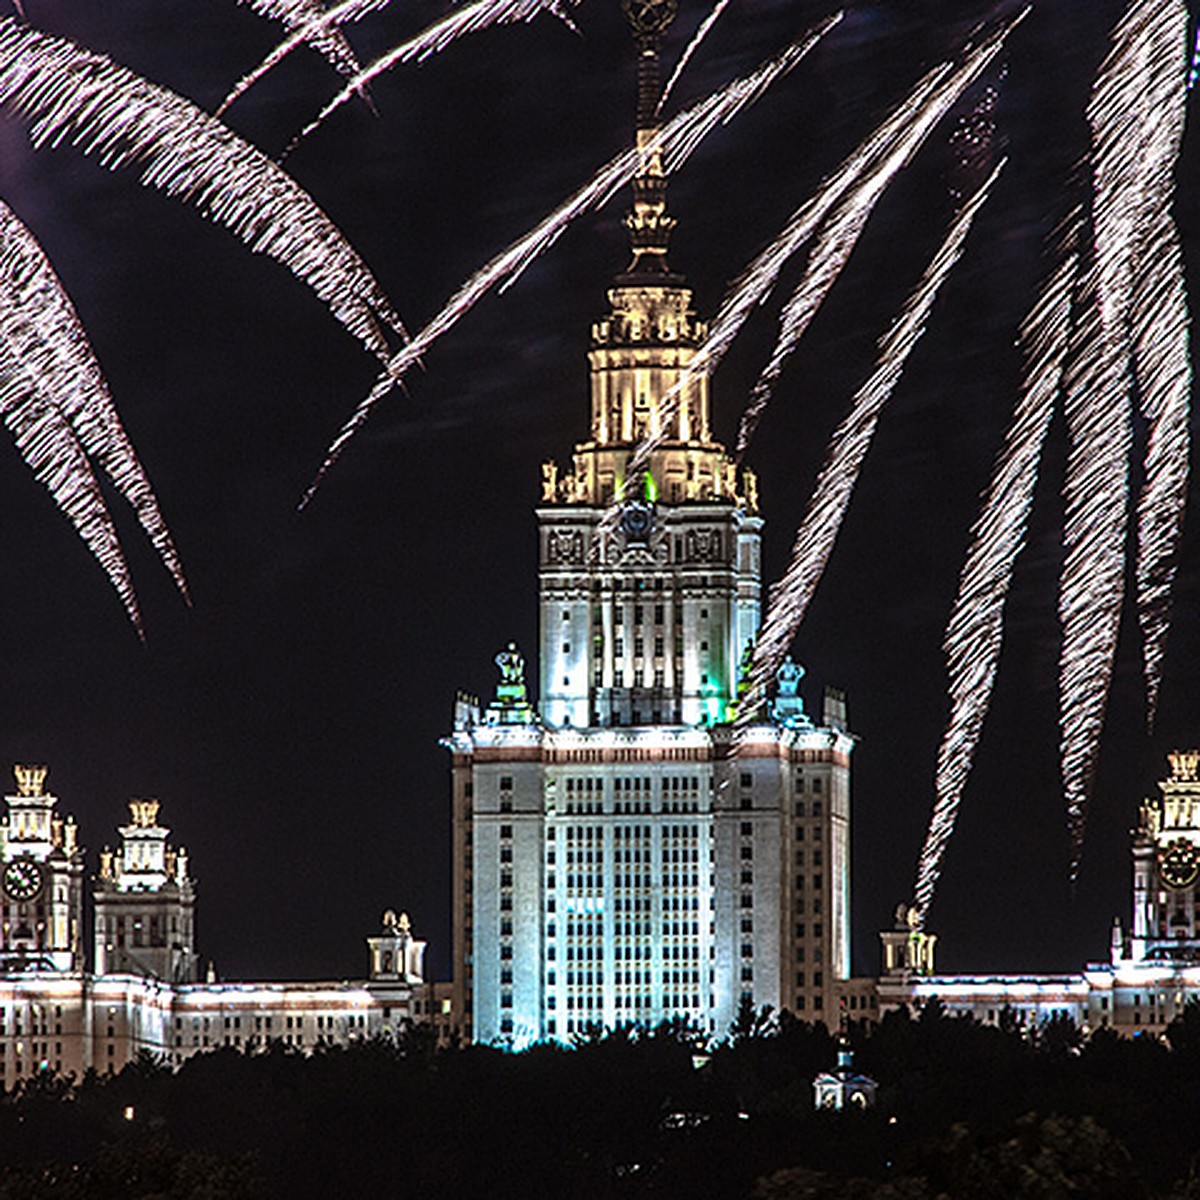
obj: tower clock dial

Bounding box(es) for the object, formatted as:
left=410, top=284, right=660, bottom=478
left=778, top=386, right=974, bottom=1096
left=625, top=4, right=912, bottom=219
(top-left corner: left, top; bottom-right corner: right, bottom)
left=1160, top=839, right=1199, bottom=890
left=620, top=501, right=653, bottom=543
left=2, top=857, right=44, bottom=902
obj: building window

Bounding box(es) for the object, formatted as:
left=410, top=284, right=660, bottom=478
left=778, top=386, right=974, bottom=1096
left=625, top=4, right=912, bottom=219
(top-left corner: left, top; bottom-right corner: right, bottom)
left=500, top=776, right=513, bottom=791
left=500, top=824, right=512, bottom=839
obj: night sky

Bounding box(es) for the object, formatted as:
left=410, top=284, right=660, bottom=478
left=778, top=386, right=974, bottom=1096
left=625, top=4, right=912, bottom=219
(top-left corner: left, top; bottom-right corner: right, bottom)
left=0, top=0, right=1197, bottom=988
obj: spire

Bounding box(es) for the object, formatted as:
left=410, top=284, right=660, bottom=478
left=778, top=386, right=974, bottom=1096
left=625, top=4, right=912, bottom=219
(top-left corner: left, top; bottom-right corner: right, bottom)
left=620, top=0, right=679, bottom=279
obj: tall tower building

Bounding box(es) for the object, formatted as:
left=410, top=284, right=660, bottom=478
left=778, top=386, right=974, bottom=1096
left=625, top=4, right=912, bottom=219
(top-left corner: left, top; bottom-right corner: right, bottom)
left=94, top=799, right=199, bottom=983
left=446, top=2, right=857, bottom=1047
left=0, top=766, right=83, bottom=973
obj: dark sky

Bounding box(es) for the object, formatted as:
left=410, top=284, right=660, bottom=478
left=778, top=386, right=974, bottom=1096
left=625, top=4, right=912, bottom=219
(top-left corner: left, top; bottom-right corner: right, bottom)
left=0, top=0, right=1196, bottom=987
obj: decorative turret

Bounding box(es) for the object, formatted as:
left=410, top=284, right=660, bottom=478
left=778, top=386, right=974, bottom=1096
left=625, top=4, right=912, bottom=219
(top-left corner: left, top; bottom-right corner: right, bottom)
left=94, top=799, right=198, bottom=983
left=880, top=902, right=937, bottom=977
left=368, top=909, right=426, bottom=982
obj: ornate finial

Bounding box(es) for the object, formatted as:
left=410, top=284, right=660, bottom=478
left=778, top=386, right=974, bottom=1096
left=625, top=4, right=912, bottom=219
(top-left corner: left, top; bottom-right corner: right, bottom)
left=398, top=912, right=411, bottom=935
left=128, top=799, right=161, bottom=828
left=14, top=765, right=47, bottom=797
left=619, top=0, right=678, bottom=277
left=1169, top=751, right=1200, bottom=782
left=541, top=460, right=559, bottom=502
left=382, top=908, right=399, bottom=931
left=621, top=0, right=677, bottom=40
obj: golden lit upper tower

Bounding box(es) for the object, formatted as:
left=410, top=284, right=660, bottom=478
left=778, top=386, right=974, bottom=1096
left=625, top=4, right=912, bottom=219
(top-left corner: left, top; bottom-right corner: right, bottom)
left=553, top=0, right=742, bottom=509
left=537, top=2, right=761, bottom=728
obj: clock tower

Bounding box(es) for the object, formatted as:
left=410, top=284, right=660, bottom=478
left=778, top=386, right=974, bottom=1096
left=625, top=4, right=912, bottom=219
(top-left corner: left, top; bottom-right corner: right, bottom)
left=1129, top=751, right=1200, bottom=964
left=0, top=765, right=84, bottom=973
left=537, top=0, right=760, bottom=730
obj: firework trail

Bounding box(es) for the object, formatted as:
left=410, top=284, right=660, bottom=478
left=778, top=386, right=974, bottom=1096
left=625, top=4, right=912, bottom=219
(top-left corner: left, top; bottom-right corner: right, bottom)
left=10, top=0, right=23, bottom=19
left=740, top=162, right=1004, bottom=731
left=1188, top=17, right=1200, bottom=88
left=1054, top=0, right=1189, bottom=876
left=1128, top=0, right=1190, bottom=727
left=612, top=8, right=1025, bottom=507
left=1134, top=206, right=1191, bottom=727
left=287, top=0, right=583, bottom=153
left=0, top=18, right=405, bottom=360
left=0, top=343, right=140, bottom=630
left=1059, top=254, right=1131, bottom=881
left=733, top=43, right=1013, bottom=460
left=232, top=0, right=374, bottom=112
left=912, top=216, right=1079, bottom=922
left=220, top=0, right=396, bottom=117
left=657, top=0, right=732, bottom=114
left=300, top=16, right=840, bottom=506
left=0, top=200, right=168, bottom=633
left=0, top=199, right=188, bottom=619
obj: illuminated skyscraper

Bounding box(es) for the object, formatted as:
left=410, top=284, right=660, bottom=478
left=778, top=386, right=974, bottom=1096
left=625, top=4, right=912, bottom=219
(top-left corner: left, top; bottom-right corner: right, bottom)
left=446, top=2, right=865, bottom=1047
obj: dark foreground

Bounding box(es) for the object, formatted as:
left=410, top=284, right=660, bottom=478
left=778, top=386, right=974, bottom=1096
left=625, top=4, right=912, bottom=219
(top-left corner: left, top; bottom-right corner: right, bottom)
left=4, top=1002, right=1200, bottom=1199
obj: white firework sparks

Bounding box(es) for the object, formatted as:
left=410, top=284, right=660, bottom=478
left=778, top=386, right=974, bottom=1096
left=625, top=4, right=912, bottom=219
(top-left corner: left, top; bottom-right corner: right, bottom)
left=233, top=0, right=372, bottom=109
left=1059, top=257, right=1131, bottom=882
left=1056, top=0, right=1188, bottom=877
left=657, top=0, right=733, bottom=115
left=0, top=199, right=187, bottom=612
left=614, top=8, right=1027, bottom=514
left=220, top=0, right=398, bottom=117
left=287, top=0, right=584, bottom=153
left=0, top=199, right=192, bottom=633
left=742, top=161, right=1005, bottom=732
left=913, top=215, right=1079, bottom=922
left=733, top=35, right=1015, bottom=460
left=0, top=18, right=406, bottom=360
left=1128, top=0, right=1190, bottom=727
left=300, top=15, right=840, bottom=505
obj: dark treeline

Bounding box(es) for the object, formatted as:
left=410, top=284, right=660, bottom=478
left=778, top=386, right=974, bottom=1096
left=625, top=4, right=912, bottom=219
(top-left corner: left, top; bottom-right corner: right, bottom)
left=5, top=1002, right=1200, bottom=1198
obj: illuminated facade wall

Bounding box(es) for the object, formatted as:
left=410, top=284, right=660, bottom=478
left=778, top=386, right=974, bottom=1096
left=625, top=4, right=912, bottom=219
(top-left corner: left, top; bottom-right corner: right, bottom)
left=0, top=770, right=432, bottom=1089
left=448, top=711, right=855, bottom=1047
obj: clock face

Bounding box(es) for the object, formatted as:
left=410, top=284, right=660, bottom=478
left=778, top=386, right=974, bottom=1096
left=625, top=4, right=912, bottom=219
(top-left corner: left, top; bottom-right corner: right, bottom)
left=3, top=858, right=43, bottom=902
left=620, top=502, right=653, bottom=542
left=1160, top=839, right=1199, bottom=891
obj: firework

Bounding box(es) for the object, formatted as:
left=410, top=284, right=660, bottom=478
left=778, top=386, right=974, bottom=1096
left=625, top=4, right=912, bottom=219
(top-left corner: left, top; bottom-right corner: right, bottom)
left=301, top=16, right=840, bottom=505
left=658, top=0, right=732, bottom=114
left=913, top=216, right=1079, bottom=921
left=0, top=18, right=406, bottom=360
left=742, top=162, right=1004, bottom=731
left=234, top=0, right=372, bottom=108
left=287, top=0, right=584, bottom=153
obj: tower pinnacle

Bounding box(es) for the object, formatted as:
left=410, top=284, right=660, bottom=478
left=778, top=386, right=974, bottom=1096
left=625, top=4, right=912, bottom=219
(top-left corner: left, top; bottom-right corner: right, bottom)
left=620, top=0, right=679, bottom=278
